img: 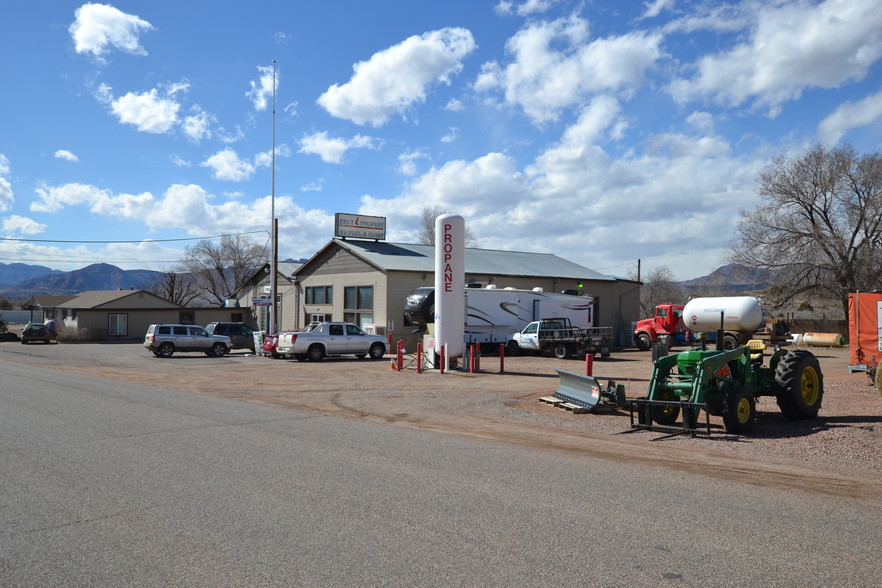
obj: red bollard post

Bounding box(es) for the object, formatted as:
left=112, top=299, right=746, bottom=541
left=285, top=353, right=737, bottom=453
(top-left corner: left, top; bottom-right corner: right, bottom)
left=469, top=344, right=476, bottom=373
left=396, top=340, right=404, bottom=371
left=440, top=344, right=446, bottom=375
left=585, top=353, right=593, bottom=377
left=499, top=343, right=505, bottom=373
left=416, top=342, right=423, bottom=374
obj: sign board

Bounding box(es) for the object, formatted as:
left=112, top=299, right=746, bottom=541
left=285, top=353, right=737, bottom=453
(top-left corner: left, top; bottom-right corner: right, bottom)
left=334, top=213, right=386, bottom=240
left=252, top=298, right=272, bottom=306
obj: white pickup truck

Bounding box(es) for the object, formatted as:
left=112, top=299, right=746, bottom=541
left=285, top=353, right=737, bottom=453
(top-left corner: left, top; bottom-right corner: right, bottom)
left=507, top=318, right=613, bottom=359
left=276, top=322, right=387, bottom=362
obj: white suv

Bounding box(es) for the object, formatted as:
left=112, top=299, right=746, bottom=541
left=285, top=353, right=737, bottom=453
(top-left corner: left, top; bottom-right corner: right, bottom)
left=144, top=324, right=232, bottom=358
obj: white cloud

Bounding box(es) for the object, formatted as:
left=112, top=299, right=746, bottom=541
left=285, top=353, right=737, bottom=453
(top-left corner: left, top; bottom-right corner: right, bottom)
left=201, top=148, right=256, bottom=181
left=182, top=107, right=213, bottom=142
left=111, top=89, right=181, bottom=134
left=68, top=3, right=153, bottom=62
left=818, top=88, right=882, bottom=145
left=317, top=28, right=477, bottom=126
left=398, top=151, right=429, bottom=176
left=54, top=149, right=79, bottom=162
left=640, top=0, right=674, bottom=20
left=25, top=180, right=333, bottom=256
left=474, top=15, right=662, bottom=123
left=2, top=215, right=46, bottom=235
left=441, top=127, right=458, bottom=143
left=0, top=154, right=13, bottom=212
left=247, top=65, right=277, bottom=111
left=668, top=0, right=882, bottom=114
left=299, top=132, right=379, bottom=164
left=495, top=0, right=560, bottom=16
left=170, top=154, right=190, bottom=167
left=444, top=98, right=464, bottom=112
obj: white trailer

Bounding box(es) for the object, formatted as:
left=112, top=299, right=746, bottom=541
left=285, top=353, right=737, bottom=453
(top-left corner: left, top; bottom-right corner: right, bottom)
left=404, top=285, right=595, bottom=346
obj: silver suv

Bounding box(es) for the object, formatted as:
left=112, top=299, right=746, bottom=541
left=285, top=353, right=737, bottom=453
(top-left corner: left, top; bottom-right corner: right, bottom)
left=144, top=324, right=232, bottom=358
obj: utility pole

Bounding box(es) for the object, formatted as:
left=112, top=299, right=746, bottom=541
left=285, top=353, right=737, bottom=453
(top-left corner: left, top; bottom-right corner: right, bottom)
left=269, top=60, right=277, bottom=334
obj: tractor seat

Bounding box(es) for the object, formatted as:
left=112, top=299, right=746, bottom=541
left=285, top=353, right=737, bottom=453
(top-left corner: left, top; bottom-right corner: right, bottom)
left=748, top=339, right=766, bottom=363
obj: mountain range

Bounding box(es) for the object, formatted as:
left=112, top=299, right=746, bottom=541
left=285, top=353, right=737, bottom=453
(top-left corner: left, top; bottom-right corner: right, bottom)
left=0, top=261, right=771, bottom=301
left=0, top=263, right=162, bottom=299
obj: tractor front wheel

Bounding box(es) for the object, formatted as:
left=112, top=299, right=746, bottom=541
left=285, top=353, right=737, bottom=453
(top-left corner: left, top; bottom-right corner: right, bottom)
left=774, top=350, right=824, bottom=420
left=722, top=386, right=756, bottom=434
left=651, top=389, right=680, bottom=426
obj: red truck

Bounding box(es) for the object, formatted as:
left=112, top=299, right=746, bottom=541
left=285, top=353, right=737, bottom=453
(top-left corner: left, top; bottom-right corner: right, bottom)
left=634, top=303, right=687, bottom=350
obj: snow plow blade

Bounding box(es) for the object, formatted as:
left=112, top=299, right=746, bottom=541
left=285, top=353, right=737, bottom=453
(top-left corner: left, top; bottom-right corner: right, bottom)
left=549, top=369, right=627, bottom=412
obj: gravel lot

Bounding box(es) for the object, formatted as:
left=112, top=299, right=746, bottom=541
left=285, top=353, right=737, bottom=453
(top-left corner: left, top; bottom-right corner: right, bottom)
left=3, top=335, right=881, bottom=505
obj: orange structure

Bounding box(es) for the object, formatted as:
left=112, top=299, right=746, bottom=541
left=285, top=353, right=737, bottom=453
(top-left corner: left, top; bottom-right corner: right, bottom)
left=848, top=291, right=882, bottom=371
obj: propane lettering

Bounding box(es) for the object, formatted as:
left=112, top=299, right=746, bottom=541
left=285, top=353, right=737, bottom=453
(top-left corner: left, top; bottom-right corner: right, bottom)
left=434, top=214, right=465, bottom=361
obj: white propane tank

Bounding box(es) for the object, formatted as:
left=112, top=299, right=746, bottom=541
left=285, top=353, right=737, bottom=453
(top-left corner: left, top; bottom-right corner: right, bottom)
left=682, top=296, right=764, bottom=333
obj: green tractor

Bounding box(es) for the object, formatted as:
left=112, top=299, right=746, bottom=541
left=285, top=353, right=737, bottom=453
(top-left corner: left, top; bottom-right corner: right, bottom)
left=631, top=336, right=824, bottom=435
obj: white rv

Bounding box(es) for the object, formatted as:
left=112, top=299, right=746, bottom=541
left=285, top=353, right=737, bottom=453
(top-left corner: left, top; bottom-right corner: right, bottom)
left=404, top=285, right=595, bottom=345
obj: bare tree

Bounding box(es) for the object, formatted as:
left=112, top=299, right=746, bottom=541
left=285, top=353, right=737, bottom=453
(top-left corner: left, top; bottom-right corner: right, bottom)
left=146, top=267, right=202, bottom=306
left=417, top=205, right=477, bottom=247
left=629, top=265, right=686, bottom=316
left=182, top=234, right=269, bottom=306
left=731, top=144, right=882, bottom=317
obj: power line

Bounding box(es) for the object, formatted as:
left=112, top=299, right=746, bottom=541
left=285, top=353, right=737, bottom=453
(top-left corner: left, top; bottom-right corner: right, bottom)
left=0, top=230, right=269, bottom=245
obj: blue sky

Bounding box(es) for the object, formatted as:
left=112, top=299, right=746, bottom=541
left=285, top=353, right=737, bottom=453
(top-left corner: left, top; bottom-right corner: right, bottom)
left=1, top=0, right=881, bottom=280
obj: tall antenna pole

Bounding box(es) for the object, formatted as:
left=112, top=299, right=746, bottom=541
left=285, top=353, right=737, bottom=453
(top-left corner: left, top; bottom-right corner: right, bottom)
left=270, top=60, right=277, bottom=334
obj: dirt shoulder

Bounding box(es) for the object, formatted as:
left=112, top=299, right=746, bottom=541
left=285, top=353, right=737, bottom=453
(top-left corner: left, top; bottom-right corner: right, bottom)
left=5, top=341, right=882, bottom=506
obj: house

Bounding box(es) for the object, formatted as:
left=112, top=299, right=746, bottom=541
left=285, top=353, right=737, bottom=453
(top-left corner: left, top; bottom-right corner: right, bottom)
left=52, top=290, right=253, bottom=342
left=224, top=261, right=302, bottom=332
left=229, top=239, right=641, bottom=349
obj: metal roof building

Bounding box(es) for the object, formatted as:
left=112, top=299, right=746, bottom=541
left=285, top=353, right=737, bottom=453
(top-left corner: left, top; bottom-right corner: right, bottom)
left=231, top=238, right=640, bottom=349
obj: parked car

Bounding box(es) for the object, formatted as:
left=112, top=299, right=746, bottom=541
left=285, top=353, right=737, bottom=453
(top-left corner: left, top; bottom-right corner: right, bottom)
left=144, top=324, right=232, bottom=358
left=21, top=323, right=51, bottom=344
left=262, top=333, right=280, bottom=357
left=205, top=322, right=256, bottom=352
left=276, top=321, right=387, bottom=361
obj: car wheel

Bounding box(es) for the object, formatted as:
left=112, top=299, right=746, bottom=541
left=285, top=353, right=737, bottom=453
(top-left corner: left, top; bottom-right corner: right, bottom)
left=307, top=345, right=324, bottom=362
left=210, top=343, right=227, bottom=357
left=157, top=343, right=174, bottom=358
left=368, top=343, right=385, bottom=359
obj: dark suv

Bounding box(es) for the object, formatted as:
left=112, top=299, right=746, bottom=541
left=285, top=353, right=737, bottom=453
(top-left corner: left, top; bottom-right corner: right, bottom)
left=205, top=322, right=256, bottom=352
left=144, top=324, right=231, bottom=358
left=21, top=323, right=52, bottom=344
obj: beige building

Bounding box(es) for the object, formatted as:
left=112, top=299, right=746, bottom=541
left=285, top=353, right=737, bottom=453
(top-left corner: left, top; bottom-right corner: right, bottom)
left=41, top=290, right=253, bottom=342
left=230, top=239, right=641, bottom=350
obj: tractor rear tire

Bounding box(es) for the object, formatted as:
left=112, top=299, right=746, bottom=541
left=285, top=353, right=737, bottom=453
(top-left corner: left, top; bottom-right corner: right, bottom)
left=774, top=350, right=824, bottom=420
left=722, top=386, right=755, bottom=434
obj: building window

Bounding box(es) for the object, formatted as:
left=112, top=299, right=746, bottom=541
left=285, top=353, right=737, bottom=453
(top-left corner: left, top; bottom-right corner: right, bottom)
left=108, top=313, right=128, bottom=336
left=310, top=313, right=331, bottom=323
left=344, top=286, right=374, bottom=328
left=306, top=286, right=332, bottom=305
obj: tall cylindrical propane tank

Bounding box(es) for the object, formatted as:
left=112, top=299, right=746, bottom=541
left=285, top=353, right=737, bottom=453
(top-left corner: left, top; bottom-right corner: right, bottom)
left=682, top=296, right=764, bottom=333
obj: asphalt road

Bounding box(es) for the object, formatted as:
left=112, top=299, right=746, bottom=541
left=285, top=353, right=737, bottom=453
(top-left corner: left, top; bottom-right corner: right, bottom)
left=1, top=355, right=880, bottom=587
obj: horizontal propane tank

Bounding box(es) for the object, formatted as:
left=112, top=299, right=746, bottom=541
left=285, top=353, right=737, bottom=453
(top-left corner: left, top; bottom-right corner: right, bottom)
left=682, top=296, right=764, bottom=333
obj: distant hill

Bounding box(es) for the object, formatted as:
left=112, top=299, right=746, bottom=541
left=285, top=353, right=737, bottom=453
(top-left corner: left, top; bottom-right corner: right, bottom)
left=0, top=263, right=161, bottom=299
left=676, top=263, right=774, bottom=293
left=0, top=262, right=63, bottom=287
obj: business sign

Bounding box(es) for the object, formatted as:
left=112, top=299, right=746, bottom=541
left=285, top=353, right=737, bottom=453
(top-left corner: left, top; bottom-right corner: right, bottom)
left=434, top=214, right=464, bottom=360
left=334, top=213, right=386, bottom=240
